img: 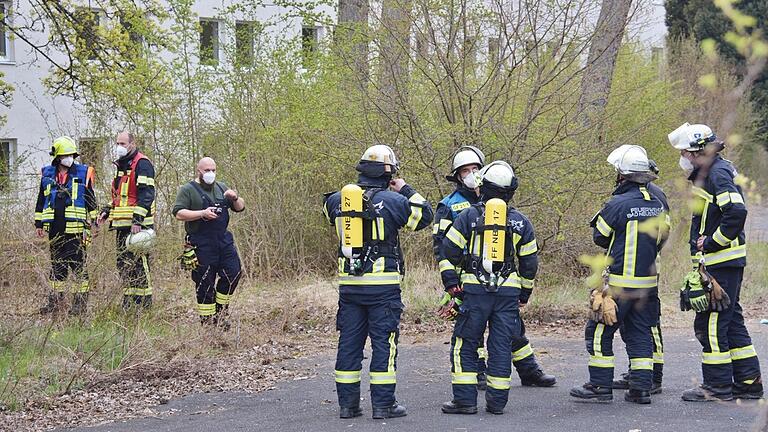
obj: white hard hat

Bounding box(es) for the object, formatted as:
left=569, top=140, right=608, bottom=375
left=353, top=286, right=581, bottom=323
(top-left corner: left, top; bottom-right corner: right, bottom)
left=125, top=229, right=157, bottom=254
left=607, top=144, right=650, bottom=175
left=668, top=123, right=716, bottom=151
left=360, top=145, right=399, bottom=171
left=447, top=146, right=485, bottom=180
left=480, top=161, right=516, bottom=187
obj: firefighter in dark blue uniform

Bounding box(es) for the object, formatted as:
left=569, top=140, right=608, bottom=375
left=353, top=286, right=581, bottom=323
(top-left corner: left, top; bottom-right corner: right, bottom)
left=669, top=123, right=762, bottom=401
left=441, top=161, right=538, bottom=415
left=172, top=157, right=245, bottom=329
left=571, top=145, right=669, bottom=404
left=434, top=147, right=555, bottom=390
left=614, top=160, right=668, bottom=394
left=323, top=145, right=433, bottom=420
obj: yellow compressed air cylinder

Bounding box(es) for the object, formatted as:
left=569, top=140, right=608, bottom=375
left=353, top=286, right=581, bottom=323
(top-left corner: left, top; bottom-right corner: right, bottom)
left=483, top=198, right=507, bottom=273
left=341, top=184, right=363, bottom=259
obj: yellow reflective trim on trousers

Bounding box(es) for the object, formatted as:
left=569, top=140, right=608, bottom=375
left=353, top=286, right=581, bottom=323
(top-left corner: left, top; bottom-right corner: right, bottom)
left=372, top=257, right=385, bottom=273
left=446, top=227, right=467, bottom=249
left=453, top=337, right=464, bottom=373
left=702, top=351, right=732, bottom=365
left=387, top=331, right=397, bottom=373
left=406, top=194, right=426, bottom=230
left=630, top=357, right=653, bottom=370
left=51, top=280, right=65, bottom=292
left=477, top=347, right=487, bottom=360
left=593, top=323, right=605, bottom=356
left=439, top=259, right=455, bottom=273
left=708, top=312, right=720, bottom=353
left=76, top=280, right=89, bottom=293
left=512, top=343, right=534, bottom=362
left=142, top=255, right=153, bottom=293
left=651, top=326, right=663, bottom=354
left=712, top=228, right=733, bottom=247
left=607, top=274, right=657, bottom=288
left=370, top=371, right=396, bottom=385
left=486, top=375, right=512, bottom=390
left=589, top=355, right=615, bottom=368
left=518, top=239, right=538, bottom=257
left=197, top=303, right=216, bottom=316
left=339, top=272, right=401, bottom=285
left=596, top=215, right=613, bottom=237
left=653, top=352, right=664, bottom=364
left=335, top=370, right=361, bottom=384
left=461, top=273, right=521, bottom=288
left=216, top=292, right=232, bottom=305
left=623, top=220, right=638, bottom=277
left=730, top=345, right=758, bottom=361
left=452, top=372, right=478, bottom=385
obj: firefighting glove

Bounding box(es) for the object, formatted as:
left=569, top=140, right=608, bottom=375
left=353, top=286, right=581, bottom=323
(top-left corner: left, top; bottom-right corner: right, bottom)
left=589, top=288, right=618, bottom=326
left=178, top=244, right=199, bottom=271
left=681, top=270, right=708, bottom=312
left=437, top=292, right=462, bottom=320
left=602, top=293, right=618, bottom=326
left=519, top=288, right=533, bottom=305
left=700, top=268, right=731, bottom=312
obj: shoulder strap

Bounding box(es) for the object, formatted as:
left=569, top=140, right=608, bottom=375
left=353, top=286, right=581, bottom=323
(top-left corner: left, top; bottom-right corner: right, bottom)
left=189, top=181, right=215, bottom=207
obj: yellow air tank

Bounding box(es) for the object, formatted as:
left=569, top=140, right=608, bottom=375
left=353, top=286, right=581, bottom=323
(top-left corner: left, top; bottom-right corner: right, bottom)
left=340, top=184, right=363, bottom=259
left=483, top=198, right=507, bottom=273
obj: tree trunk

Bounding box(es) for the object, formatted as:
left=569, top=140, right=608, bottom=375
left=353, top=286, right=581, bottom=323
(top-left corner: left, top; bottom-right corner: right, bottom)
left=378, top=0, right=411, bottom=142
left=336, top=0, right=369, bottom=83
left=577, top=0, right=633, bottom=129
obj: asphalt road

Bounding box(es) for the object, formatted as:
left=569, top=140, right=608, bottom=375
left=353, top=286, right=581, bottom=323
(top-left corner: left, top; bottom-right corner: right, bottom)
left=75, top=322, right=768, bottom=432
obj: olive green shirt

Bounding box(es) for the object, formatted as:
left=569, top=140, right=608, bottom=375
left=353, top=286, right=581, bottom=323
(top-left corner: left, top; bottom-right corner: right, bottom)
left=172, top=180, right=230, bottom=234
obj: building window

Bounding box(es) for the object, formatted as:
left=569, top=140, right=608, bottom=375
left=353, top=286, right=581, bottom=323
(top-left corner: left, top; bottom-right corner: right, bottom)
left=301, top=26, right=320, bottom=67
left=235, top=21, right=255, bottom=66
left=200, top=19, right=220, bottom=65
left=78, top=137, right=106, bottom=171
left=0, top=139, right=15, bottom=192
left=0, top=2, right=13, bottom=62
left=75, top=8, right=101, bottom=61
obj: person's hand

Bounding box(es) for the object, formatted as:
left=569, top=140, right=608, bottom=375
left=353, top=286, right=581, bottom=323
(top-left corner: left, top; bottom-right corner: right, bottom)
left=97, top=212, right=108, bottom=226
left=224, top=189, right=239, bottom=202
left=36, top=228, right=45, bottom=238
left=697, top=235, right=706, bottom=251
left=90, top=223, right=99, bottom=238
left=389, top=178, right=406, bottom=192
left=200, top=207, right=219, bottom=220
left=130, top=224, right=142, bottom=234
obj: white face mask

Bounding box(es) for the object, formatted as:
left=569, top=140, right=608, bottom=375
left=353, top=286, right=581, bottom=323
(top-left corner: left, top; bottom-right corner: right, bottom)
left=462, top=170, right=481, bottom=189
left=59, top=156, right=74, bottom=167
left=679, top=155, right=694, bottom=173
left=202, top=171, right=216, bottom=185
left=115, top=145, right=129, bottom=159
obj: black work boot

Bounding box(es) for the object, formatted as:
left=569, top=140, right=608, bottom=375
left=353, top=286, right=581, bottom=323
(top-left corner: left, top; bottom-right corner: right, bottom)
left=650, top=381, right=662, bottom=395
left=213, top=304, right=231, bottom=331
left=733, top=377, right=763, bottom=400
left=40, top=292, right=65, bottom=315
left=139, top=295, right=152, bottom=310
left=613, top=372, right=630, bottom=390
left=520, top=369, right=557, bottom=387
left=476, top=372, right=487, bottom=391
left=441, top=400, right=478, bottom=414
left=69, top=293, right=88, bottom=316
left=485, top=404, right=504, bottom=415
left=372, top=403, right=406, bottom=419
left=339, top=406, right=363, bottom=419
left=570, top=383, right=613, bottom=401
left=624, top=389, right=651, bottom=404
left=681, top=384, right=733, bottom=402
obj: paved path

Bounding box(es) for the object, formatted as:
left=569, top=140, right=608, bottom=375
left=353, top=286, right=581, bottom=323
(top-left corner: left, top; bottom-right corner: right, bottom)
left=75, top=323, right=768, bottom=432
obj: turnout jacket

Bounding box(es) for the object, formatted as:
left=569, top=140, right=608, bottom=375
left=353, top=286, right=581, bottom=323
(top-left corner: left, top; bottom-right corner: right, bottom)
left=104, top=149, right=156, bottom=229
left=34, top=162, right=97, bottom=234
left=432, top=187, right=480, bottom=290
left=323, top=175, right=434, bottom=295
left=592, top=182, right=669, bottom=289
left=688, top=155, right=747, bottom=269
left=442, top=202, right=539, bottom=299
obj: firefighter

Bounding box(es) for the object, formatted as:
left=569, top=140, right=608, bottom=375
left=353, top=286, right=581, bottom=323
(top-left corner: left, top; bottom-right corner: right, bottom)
left=34, top=136, right=98, bottom=315
left=323, top=145, right=433, bottom=420
left=570, top=144, right=669, bottom=404
left=97, top=132, right=156, bottom=310
left=669, top=123, right=762, bottom=401
left=172, top=157, right=245, bottom=329
left=434, top=147, right=555, bottom=390
left=441, top=160, right=538, bottom=415
left=613, top=159, right=668, bottom=394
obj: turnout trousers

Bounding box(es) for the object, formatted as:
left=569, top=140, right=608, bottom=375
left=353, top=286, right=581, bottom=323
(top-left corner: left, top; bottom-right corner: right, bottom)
left=620, top=296, right=664, bottom=384
left=585, top=287, right=659, bottom=391
left=694, top=267, right=761, bottom=386
left=335, top=290, right=403, bottom=409
left=188, top=219, right=241, bottom=317
left=116, top=229, right=152, bottom=305
left=477, top=318, right=541, bottom=377
left=450, top=293, right=520, bottom=410
left=48, top=232, right=89, bottom=293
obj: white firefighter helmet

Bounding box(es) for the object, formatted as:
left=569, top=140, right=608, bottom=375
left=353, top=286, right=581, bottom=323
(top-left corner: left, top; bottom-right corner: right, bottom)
left=125, top=228, right=157, bottom=254
left=360, top=144, right=399, bottom=172
left=480, top=160, right=515, bottom=187
left=607, top=144, right=651, bottom=175
left=446, top=146, right=485, bottom=181
left=668, top=123, right=716, bottom=151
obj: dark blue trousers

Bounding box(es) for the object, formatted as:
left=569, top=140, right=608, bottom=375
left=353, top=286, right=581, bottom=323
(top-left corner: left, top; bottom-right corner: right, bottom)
left=695, top=267, right=761, bottom=385
left=450, top=293, right=520, bottom=409
left=335, top=290, right=403, bottom=409
left=477, top=318, right=540, bottom=377
left=585, top=288, right=658, bottom=391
